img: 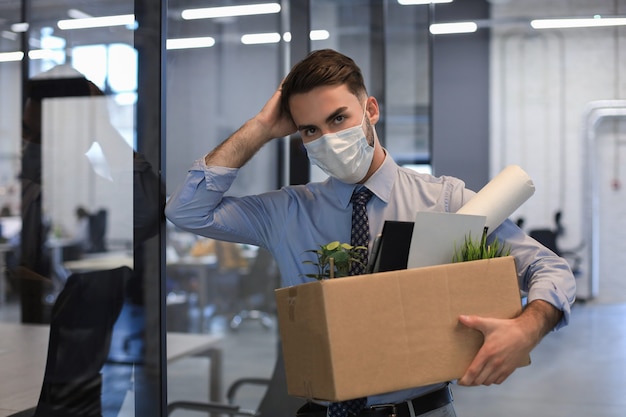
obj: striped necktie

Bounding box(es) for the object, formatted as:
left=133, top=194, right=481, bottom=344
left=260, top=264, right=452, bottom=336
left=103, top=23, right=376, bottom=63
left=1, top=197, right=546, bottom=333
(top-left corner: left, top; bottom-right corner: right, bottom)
left=327, top=187, right=373, bottom=417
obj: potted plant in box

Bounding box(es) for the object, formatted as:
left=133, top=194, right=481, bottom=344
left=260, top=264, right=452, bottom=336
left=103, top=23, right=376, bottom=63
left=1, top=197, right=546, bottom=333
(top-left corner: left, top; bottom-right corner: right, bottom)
left=302, top=241, right=366, bottom=280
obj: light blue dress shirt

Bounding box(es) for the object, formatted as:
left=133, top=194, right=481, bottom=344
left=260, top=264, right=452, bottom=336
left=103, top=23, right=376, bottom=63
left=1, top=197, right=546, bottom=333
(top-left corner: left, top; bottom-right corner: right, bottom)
left=165, top=152, right=576, bottom=405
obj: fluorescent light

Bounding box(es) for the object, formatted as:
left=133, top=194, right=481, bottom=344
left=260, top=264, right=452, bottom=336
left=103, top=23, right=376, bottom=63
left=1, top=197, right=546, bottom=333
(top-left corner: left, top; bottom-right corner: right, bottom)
left=0, top=51, right=24, bottom=62
left=11, top=22, right=29, bottom=32
left=281, top=30, right=331, bottom=42
left=28, top=49, right=55, bottom=60
left=2, top=30, right=18, bottom=41
left=57, top=14, right=135, bottom=30
left=241, top=32, right=281, bottom=45
left=167, top=37, right=216, bottom=50
left=429, top=21, right=477, bottom=34
left=182, top=3, right=280, bottom=20
left=398, top=0, right=453, bottom=4
left=531, top=16, right=626, bottom=29
left=165, top=29, right=330, bottom=48
left=310, top=30, right=330, bottom=41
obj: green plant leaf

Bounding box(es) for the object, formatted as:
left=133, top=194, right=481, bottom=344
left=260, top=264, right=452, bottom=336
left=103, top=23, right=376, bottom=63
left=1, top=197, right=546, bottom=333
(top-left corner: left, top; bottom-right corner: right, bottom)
left=452, top=232, right=511, bottom=263
left=325, top=241, right=340, bottom=251
left=301, top=240, right=370, bottom=280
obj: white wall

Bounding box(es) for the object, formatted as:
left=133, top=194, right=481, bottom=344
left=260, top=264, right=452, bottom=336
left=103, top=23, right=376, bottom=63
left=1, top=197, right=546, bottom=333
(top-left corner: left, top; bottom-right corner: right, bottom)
left=490, top=0, right=626, bottom=301
left=42, top=96, right=134, bottom=245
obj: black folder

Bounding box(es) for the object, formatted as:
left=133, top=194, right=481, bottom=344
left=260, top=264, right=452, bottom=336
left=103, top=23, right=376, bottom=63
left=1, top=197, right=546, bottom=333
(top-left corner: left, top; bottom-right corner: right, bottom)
left=368, top=220, right=415, bottom=273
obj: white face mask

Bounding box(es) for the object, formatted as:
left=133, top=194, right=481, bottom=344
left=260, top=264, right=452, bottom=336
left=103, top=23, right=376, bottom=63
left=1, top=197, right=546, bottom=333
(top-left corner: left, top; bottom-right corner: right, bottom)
left=304, top=106, right=374, bottom=184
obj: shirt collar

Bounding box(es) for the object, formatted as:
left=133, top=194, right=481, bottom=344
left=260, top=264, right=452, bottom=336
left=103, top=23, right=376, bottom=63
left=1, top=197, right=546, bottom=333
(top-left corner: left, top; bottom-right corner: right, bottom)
left=331, top=150, right=397, bottom=209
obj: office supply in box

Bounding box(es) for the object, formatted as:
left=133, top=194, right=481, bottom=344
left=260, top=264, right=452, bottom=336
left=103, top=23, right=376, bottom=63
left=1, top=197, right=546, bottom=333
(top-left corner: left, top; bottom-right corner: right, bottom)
left=367, top=220, right=414, bottom=273
left=406, top=212, right=486, bottom=269
left=275, top=256, right=528, bottom=402
left=456, top=165, right=535, bottom=235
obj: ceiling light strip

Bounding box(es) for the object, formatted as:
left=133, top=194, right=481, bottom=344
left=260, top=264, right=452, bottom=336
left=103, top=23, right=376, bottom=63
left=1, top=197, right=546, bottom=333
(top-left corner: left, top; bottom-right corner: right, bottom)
left=182, top=3, right=281, bottom=20
left=57, top=14, right=135, bottom=30
left=531, top=17, right=626, bottom=29
left=167, top=37, right=216, bottom=50
left=0, top=51, right=24, bottom=62
left=429, top=21, right=477, bottom=35
left=398, top=0, right=453, bottom=4
left=241, top=32, right=281, bottom=45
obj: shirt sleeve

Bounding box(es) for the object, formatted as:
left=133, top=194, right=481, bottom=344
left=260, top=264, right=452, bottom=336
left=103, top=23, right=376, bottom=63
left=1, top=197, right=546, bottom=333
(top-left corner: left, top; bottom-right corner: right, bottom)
left=164, top=158, right=277, bottom=247
left=489, top=219, right=576, bottom=330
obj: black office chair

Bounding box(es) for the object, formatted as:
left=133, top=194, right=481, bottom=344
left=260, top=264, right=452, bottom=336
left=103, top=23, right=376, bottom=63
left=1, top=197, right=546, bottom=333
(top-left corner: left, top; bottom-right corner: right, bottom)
left=87, top=209, right=107, bottom=253
left=167, top=343, right=305, bottom=417
left=229, top=248, right=278, bottom=331
left=18, top=266, right=131, bottom=417
left=526, top=211, right=582, bottom=275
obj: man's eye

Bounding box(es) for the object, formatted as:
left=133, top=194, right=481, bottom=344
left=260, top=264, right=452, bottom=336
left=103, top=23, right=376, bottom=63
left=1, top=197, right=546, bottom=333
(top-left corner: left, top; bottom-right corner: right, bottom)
left=303, top=127, right=317, bottom=137
left=334, top=115, right=345, bottom=124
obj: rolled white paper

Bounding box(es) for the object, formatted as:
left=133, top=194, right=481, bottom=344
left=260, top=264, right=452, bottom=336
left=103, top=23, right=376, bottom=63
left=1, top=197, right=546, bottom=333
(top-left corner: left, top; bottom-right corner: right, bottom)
left=456, top=165, right=535, bottom=235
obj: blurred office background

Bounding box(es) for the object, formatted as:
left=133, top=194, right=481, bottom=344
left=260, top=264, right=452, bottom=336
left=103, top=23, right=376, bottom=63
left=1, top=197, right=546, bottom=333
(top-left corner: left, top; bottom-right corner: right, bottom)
left=0, top=0, right=625, bottom=416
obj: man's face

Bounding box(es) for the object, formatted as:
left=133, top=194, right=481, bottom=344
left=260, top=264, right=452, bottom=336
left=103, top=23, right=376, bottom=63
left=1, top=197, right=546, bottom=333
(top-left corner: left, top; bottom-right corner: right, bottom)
left=289, top=84, right=373, bottom=144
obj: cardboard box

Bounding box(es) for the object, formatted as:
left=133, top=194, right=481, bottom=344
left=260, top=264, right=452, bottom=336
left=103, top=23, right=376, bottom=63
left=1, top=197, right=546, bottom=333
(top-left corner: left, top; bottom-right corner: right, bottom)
left=275, top=256, right=528, bottom=402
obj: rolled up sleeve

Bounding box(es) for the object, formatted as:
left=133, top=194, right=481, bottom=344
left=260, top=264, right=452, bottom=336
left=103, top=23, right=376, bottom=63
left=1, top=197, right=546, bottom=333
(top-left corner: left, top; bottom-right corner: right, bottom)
left=490, top=220, right=576, bottom=330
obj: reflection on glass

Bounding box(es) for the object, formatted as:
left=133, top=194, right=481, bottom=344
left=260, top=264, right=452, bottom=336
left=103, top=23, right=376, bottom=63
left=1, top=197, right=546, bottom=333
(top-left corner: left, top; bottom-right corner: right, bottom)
left=15, top=68, right=159, bottom=416
left=0, top=0, right=163, bottom=415
left=165, top=0, right=284, bottom=411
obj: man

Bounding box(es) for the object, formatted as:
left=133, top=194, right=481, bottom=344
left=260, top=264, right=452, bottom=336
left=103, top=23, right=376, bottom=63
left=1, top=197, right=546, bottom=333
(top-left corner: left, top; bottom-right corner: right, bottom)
left=165, top=49, right=576, bottom=417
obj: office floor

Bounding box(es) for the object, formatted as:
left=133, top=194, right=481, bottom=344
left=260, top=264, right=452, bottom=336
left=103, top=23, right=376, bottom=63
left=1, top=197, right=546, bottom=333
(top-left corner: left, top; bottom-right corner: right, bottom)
left=166, top=300, right=626, bottom=417
left=2, top=298, right=625, bottom=417
left=167, top=316, right=278, bottom=415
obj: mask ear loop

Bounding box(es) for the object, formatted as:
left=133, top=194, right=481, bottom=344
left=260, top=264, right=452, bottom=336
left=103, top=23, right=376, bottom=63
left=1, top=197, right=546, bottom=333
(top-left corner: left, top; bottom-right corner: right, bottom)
left=360, top=100, right=369, bottom=127
left=361, top=100, right=376, bottom=148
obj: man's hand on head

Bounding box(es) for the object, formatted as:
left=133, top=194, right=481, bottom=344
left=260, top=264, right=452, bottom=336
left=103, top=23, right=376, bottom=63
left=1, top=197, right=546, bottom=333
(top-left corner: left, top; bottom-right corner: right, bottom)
left=204, top=86, right=298, bottom=168
left=254, top=86, right=297, bottom=141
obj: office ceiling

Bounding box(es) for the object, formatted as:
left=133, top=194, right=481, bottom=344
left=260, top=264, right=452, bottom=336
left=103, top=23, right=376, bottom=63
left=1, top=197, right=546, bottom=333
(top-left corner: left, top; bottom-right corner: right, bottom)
left=0, top=0, right=301, bottom=51
left=0, top=0, right=133, bottom=25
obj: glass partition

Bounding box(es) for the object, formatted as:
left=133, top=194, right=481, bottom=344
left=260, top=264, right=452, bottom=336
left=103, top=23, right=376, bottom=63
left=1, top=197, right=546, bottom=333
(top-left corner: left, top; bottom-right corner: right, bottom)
left=0, top=0, right=164, bottom=415
left=164, top=0, right=284, bottom=409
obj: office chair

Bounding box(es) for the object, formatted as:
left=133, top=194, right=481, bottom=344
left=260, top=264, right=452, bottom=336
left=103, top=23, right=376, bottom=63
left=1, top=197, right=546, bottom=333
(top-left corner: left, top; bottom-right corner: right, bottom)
left=26, top=266, right=131, bottom=417
left=87, top=209, right=107, bottom=253
left=229, top=248, right=278, bottom=331
left=167, top=343, right=305, bottom=417
left=526, top=211, right=582, bottom=275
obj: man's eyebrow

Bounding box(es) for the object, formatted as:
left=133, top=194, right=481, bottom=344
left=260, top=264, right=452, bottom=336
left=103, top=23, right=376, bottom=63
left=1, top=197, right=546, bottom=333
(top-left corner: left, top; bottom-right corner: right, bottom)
left=325, top=106, right=348, bottom=125
left=297, top=106, right=348, bottom=131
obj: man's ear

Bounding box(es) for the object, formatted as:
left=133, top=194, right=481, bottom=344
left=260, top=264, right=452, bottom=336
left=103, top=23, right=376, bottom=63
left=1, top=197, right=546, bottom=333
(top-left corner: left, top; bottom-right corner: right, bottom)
left=366, top=96, right=380, bottom=124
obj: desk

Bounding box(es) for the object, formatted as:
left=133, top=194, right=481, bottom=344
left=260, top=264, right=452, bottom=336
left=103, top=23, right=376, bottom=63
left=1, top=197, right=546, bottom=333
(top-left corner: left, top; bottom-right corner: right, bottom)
left=166, top=332, right=223, bottom=404
left=166, top=256, right=217, bottom=331
left=0, top=322, right=223, bottom=417
left=63, top=251, right=134, bottom=273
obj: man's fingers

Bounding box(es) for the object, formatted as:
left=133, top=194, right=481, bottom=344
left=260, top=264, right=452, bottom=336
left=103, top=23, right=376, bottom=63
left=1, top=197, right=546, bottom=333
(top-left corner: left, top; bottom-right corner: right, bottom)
left=459, top=314, right=491, bottom=333
left=457, top=315, right=517, bottom=386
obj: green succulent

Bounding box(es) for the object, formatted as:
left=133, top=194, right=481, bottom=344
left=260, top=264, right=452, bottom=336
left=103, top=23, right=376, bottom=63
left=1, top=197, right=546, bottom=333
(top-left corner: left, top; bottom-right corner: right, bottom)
left=302, top=241, right=367, bottom=280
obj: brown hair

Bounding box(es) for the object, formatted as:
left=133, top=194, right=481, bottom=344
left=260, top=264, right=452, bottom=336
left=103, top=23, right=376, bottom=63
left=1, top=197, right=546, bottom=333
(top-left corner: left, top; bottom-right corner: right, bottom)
left=280, top=49, right=367, bottom=117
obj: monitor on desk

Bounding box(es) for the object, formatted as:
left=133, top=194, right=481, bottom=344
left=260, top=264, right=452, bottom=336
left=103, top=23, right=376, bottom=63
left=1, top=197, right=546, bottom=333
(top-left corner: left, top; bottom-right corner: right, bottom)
left=0, top=216, right=21, bottom=241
